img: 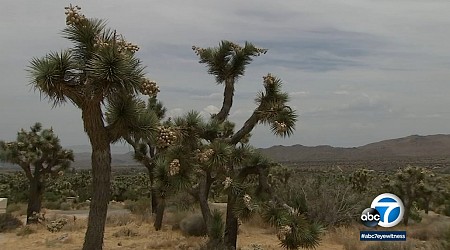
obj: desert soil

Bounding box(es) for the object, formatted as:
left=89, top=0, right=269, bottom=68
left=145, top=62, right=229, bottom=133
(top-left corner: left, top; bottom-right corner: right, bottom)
left=0, top=207, right=345, bottom=250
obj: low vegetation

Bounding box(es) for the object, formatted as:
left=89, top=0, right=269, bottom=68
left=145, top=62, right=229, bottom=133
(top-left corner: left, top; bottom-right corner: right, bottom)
left=0, top=165, right=449, bottom=249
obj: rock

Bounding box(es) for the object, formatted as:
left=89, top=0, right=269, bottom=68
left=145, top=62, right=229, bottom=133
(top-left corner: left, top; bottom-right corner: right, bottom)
left=179, top=214, right=207, bottom=236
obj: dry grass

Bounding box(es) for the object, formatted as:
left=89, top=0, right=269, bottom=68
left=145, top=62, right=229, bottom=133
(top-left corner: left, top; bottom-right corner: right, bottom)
left=0, top=209, right=341, bottom=250
left=326, top=212, right=450, bottom=250
left=2, top=209, right=449, bottom=250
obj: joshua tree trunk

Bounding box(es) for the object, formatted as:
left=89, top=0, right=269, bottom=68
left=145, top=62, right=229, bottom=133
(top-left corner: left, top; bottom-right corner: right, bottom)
left=423, top=197, right=430, bottom=214
left=224, top=192, right=239, bottom=250
left=403, top=200, right=411, bottom=226
left=82, top=103, right=112, bottom=250
left=26, top=177, right=44, bottom=224
left=154, top=196, right=166, bottom=230
left=199, top=173, right=214, bottom=235
left=215, top=78, right=234, bottom=123
left=147, top=167, right=158, bottom=214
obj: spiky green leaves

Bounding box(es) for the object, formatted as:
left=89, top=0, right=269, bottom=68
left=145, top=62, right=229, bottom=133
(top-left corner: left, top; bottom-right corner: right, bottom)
left=192, top=41, right=267, bottom=84
left=106, top=94, right=158, bottom=142
left=33, top=7, right=146, bottom=108
left=29, top=51, right=77, bottom=106
left=255, top=74, right=297, bottom=137
left=62, top=17, right=107, bottom=61
left=86, top=43, right=145, bottom=97
left=278, top=215, right=323, bottom=250
left=260, top=201, right=323, bottom=250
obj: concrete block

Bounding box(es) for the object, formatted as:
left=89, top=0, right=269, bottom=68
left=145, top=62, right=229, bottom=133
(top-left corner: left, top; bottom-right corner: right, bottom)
left=0, top=198, right=7, bottom=213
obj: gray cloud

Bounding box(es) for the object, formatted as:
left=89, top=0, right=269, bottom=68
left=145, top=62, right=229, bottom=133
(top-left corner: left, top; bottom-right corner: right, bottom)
left=2, top=0, right=450, bottom=148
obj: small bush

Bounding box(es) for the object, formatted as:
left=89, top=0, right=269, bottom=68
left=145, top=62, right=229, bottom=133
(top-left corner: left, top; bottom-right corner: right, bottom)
left=113, top=227, right=139, bottom=237
left=60, top=217, right=86, bottom=232
left=179, top=214, right=207, bottom=236
left=241, top=244, right=264, bottom=250
left=16, top=225, right=36, bottom=236
left=364, top=239, right=448, bottom=250
left=43, top=201, right=62, bottom=210
left=0, top=213, right=23, bottom=232
left=106, top=213, right=134, bottom=226
left=73, top=201, right=90, bottom=210
left=60, top=202, right=72, bottom=211
left=46, top=218, right=68, bottom=233
left=124, top=198, right=151, bottom=215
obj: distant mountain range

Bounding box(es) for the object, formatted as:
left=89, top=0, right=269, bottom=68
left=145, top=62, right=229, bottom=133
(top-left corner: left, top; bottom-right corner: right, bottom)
left=258, top=134, right=450, bottom=163
left=2, top=134, right=450, bottom=170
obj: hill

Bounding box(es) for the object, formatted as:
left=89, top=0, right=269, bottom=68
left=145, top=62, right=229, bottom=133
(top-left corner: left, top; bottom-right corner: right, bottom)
left=3, top=134, right=450, bottom=170
left=258, top=134, right=450, bottom=163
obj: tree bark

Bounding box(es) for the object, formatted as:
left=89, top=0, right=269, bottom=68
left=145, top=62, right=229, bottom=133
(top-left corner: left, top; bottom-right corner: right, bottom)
left=148, top=145, right=157, bottom=214
left=224, top=192, right=238, bottom=250
left=150, top=173, right=158, bottom=214
left=403, top=201, right=411, bottom=226
left=82, top=102, right=112, bottom=250
left=154, top=196, right=165, bottom=230
left=26, top=178, right=44, bottom=224
left=144, top=163, right=158, bottom=214
left=199, top=172, right=213, bottom=236
left=215, top=78, right=234, bottom=123
left=230, top=111, right=259, bottom=145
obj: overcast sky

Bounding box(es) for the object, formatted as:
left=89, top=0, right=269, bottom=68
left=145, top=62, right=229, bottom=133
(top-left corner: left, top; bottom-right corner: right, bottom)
left=1, top=0, right=450, bottom=150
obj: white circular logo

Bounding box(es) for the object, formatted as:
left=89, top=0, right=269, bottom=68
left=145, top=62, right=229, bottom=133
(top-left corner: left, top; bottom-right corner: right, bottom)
left=370, top=193, right=404, bottom=228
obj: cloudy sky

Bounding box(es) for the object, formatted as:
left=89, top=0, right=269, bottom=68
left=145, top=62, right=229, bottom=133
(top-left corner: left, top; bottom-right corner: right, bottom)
left=1, top=0, right=450, bottom=150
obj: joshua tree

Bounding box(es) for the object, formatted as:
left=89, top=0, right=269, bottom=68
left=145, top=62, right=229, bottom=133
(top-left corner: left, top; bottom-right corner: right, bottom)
left=28, top=5, right=156, bottom=249
left=183, top=41, right=320, bottom=249
left=0, top=123, right=73, bottom=224
left=384, top=165, right=436, bottom=226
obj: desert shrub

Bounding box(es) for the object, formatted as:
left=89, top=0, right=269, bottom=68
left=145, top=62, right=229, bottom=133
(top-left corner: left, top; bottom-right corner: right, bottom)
left=0, top=213, right=23, bottom=232
left=43, top=200, right=62, bottom=210
left=280, top=172, right=367, bottom=227
left=73, top=201, right=90, bottom=210
left=208, top=209, right=225, bottom=247
left=179, top=214, right=207, bottom=236
left=124, top=198, right=151, bottom=215
left=168, top=210, right=190, bottom=230
left=106, top=213, right=134, bottom=226
left=407, top=219, right=450, bottom=242
left=16, top=225, right=36, bottom=236
left=364, top=242, right=413, bottom=250
left=6, top=202, right=27, bottom=215
left=242, top=244, right=264, bottom=250
left=439, top=202, right=450, bottom=216
left=113, top=227, right=139, bottom=237
left=44, top=233, right=72, bottom=246
left=46, top=218, right=68, bottom=233
left=168, top=191, right=197, bottom=211
left=60, top=202, right=72, bottom=211
left=60, top=217, right=86, bottom=232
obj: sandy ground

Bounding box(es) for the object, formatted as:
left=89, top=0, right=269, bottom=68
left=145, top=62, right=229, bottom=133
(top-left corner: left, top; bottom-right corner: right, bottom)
left=0, top=207, right=345, bottom=250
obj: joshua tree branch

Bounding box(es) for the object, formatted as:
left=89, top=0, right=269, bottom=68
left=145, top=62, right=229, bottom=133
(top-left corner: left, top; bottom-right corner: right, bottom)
left=230, top=110, right=260, bottom=145
left=215, top=78, right=234, bottom=123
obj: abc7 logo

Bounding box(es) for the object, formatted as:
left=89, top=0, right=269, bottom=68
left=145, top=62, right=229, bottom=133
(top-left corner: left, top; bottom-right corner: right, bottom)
left=361, top=193, right=404, bottom=228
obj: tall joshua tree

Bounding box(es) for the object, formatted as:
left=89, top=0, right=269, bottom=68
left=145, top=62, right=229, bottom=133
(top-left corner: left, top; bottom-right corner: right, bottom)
left=28, top=5, right=157, bottom=249
left=0, top=123, right=73, bottom=224
left=187, top=41, right=321, bottom=249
